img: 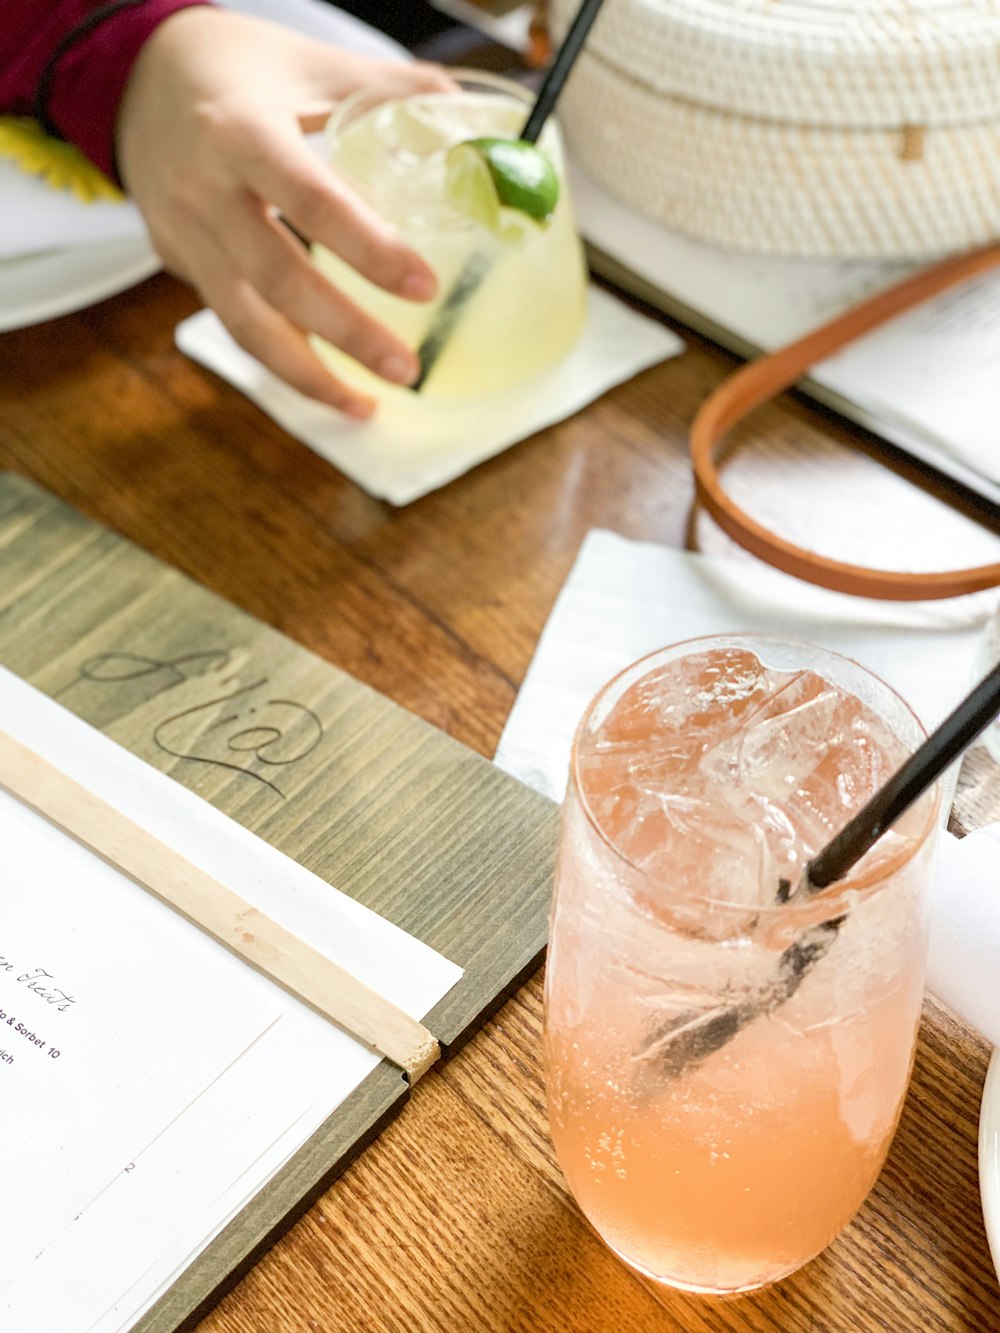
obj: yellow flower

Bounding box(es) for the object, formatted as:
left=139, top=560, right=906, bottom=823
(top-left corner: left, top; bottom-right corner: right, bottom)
left=0, top=117, right=123, bottom=203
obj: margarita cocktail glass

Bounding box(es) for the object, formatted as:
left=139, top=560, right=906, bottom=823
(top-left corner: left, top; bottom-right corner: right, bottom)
left=313, top=70, right=587, bottom=399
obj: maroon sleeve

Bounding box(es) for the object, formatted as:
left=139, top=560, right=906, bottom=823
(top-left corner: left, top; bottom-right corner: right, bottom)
left=0, top=0, right=213, bottom=180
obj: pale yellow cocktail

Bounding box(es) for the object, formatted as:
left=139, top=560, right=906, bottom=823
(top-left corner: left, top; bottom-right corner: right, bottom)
left=314, top=73, right=588, bottom=400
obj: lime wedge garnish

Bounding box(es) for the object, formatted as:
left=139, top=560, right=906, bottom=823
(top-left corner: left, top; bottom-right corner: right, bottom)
left=445, top=137, right=560, bottom=243
left=467, top=138, right=560, bottom=220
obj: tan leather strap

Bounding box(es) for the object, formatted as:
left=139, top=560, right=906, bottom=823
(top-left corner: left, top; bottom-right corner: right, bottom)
left=690, top=243, right=1000, bottom=600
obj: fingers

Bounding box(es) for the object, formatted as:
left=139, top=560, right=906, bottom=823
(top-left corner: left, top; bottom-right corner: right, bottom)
left=176, top=220, right=379, bottom=418
left=237, top=118, right=438, bottom=301
left=219, top=197, right=421, bottom=385
left=357, top=58, right=460, bottom=98
left=297, top=59, right=459, bottom=134
left=148, top=146, right=430, bottom=412
left=221, top=282, right=378, bottom=419
left=115, top=10, right=458, bottom=415
left=297, top=49, right=459, bottom=108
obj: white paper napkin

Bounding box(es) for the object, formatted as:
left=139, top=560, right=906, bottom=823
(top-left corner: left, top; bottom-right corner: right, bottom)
left=932, top=827, right=1000, bottom=1049
left=495, top=528, right=999, bottom=1046
left=497, top=529, right=993, bottom=799
left=176, top=290, right=683, bottom=504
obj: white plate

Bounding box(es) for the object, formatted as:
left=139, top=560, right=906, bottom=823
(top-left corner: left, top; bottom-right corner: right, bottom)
left=0, top=236, right=161, bottom=333
left=981, top=1048, right=1000, bottom=1279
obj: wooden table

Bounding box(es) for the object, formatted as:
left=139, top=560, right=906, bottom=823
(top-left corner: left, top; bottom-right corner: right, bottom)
left=3, top=265, right=1000, bottom=1332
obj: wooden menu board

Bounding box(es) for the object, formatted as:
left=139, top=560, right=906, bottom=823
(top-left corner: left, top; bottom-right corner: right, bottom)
left=0, top=471, right=559, bottom=1332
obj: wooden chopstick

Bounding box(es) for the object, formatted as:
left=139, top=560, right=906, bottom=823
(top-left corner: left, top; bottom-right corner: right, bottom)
left=0, top=730, right=441, bottom=1082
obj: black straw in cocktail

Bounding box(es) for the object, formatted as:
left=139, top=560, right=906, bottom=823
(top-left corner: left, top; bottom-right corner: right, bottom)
left=649, top=661, right=1000, bottom=1080
left=520, top=0, right=606, bottom=146
left=801, top=660, right=1000, bottom=890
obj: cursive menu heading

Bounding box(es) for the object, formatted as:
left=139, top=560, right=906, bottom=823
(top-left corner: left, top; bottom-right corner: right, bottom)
left=0, top=952, right=77, bottom=1013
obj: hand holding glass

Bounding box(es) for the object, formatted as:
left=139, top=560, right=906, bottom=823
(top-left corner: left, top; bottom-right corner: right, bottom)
left=313, top=71, right=588, bottom=401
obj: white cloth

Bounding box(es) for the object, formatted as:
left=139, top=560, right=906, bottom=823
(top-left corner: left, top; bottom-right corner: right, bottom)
left=175, top=292, right=683, bottom=505
left=495, top=528, right=1000, bottom=1047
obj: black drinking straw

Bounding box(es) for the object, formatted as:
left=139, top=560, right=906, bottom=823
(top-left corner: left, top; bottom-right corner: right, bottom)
left=646, top=661, right=1000, bottom=1081
left=804, top=659, right=1000, bottom=890
left=411, top=0, right=606, bottom=392
left=521, top=0, right=607, bottom=146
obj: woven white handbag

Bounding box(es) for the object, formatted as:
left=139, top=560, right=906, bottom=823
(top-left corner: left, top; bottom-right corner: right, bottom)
left=548, top=0, right=1000, bottom=258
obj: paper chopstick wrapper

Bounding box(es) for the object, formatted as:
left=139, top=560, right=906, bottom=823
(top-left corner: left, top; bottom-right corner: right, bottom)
left=0, top=731, right=439, bottom=1080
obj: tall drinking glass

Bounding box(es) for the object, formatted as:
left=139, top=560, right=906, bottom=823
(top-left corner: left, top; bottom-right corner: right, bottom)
left=544, top=636, right=940, bottom=1294
left=312, top=71, right=588, bottom=399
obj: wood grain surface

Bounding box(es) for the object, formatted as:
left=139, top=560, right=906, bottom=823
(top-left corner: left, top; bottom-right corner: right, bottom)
left=2, top=260, right=1000, bottom=1332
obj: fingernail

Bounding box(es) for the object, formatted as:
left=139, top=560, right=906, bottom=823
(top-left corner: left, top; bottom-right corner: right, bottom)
left=343, top=398, right=375, bottom=421
left=400, top=271, right=436, bottom=301
left=377, top=354, right=418, bottom=386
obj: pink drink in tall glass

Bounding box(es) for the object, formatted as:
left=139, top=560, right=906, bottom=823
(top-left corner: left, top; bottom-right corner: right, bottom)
left=544, top=637, right=939, bottom=1294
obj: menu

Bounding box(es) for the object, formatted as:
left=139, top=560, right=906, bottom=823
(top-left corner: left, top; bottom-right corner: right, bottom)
left=0, top=667, right=462, bottom=1333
